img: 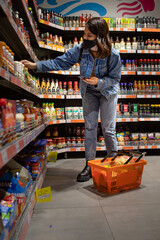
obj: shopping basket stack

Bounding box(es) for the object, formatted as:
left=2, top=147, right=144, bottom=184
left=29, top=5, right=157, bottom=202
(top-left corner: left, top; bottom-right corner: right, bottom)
left=88, top=150, right=147, bottom=194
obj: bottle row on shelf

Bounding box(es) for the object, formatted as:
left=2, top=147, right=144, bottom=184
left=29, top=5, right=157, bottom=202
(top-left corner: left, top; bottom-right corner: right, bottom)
left=121, top=58, right=160, bottom=72
left=38, top=9, right=160, bottom=31
left=46, top=132, right=160, bottom=150
left=0, top=98, right=45, bottom=148
left=117, top=103, right=160, bottom=118
left=112, top=37, right=160, bottom=51
left=3, top=0, right=38, bottom=58
left=119, top=80, right=160, bottom=95
left=136, top=16, right=160, bottom=29
left=0, top=137, right=47, bottom=238
left=40, top=78, right=80, bottom=95
left=42, top=102, right=160, bottom=121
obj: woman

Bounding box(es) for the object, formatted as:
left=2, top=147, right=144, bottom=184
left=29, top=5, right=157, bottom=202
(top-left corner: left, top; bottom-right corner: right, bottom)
left=22, top=17, right=121, bottom=182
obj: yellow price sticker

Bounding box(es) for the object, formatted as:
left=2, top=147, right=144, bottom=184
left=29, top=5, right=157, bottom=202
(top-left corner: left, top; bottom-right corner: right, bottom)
left=35, top=186, right=52, bottom=203
left=47, top=151, right=57, bottom=162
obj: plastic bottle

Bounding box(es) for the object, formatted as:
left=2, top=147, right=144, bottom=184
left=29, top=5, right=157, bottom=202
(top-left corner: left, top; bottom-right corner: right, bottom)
left=147, top=59, right=150, bottom=71
left=68, top=81, right=73, bottom=95
left=74, top=81, right=79, bottom=95
left=145, top=80, right=149, bottom=93
left=50, top=102, right=56, bottom=120
left=73, top=37, right=78, bottom=47
left=133, top=80, right=137, bottom=93
left=141, top=80, right=145, bottom=93
left=58, top=81, right=63, bottom=95
left=51, top=79, right=55, bottom=94
left=126, top=37, right=131, bottom=50
left=115, top=37, right=120, bottom=50
left=137, top=80, right=142, bottom=93
left=46, top=78, right=51, bottom=94
left=141, top=36, right=144, bottom=49
left=149, top=81, right=153, bottom=93
left=123, top=83, right=127, bottom=94
left=79, top=15, right=82, bottom=27
left=55, top=79, right=60, bottom=94
left=132, top=37, right=137, bottom=50
left=41, top=78, right=46, bottom=94
left=81, top=14, right=85, bottom=27
left=63, top=82, right=67, bottom=95
left=121, top=60, right=125, bottom=70
left=120, top=38, right=125, bottom=50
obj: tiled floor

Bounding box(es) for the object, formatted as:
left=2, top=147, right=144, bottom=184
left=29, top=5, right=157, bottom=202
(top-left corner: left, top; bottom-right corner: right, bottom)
left=26, top=156, right=160, bottom=240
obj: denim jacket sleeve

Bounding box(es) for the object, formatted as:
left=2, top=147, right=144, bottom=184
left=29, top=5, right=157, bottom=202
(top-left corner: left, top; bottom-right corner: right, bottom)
left=98, top=50, right=121, bottom=90
left=36, top=43, right=82, bottom=72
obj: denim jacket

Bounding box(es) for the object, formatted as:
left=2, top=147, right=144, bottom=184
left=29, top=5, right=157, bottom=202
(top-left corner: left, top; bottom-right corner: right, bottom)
left=36, top=43, right=121, bottom=99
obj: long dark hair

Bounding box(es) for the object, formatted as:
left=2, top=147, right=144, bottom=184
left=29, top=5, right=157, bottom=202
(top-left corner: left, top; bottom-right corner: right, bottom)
left=85, top=17, right=112, bottom=58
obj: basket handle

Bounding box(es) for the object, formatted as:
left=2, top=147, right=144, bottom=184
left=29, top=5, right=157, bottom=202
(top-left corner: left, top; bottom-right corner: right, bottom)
left=101, top=150, right=118, bottom=163
left=101, top=150, right=132, bottom=163
left=135, top=152, right=146, bottom=162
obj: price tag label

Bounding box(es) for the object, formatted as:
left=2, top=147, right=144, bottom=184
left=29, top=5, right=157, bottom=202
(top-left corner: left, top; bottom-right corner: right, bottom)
left=35, top=187, right=52, bottom=203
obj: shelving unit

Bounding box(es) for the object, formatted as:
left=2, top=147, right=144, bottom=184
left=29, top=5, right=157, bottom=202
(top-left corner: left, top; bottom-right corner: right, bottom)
left=0, top=3, right=160, bottom=237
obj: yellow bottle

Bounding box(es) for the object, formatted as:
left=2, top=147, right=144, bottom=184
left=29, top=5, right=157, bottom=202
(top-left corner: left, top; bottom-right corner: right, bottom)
left=79, top=37, right=83, bottom=44
left=59, top=36, right=63, bottom=46
left=41, top=78, right=46, bottom=94
left=46, top=78, right=51, bottom=94
left=37, top=78, right=41, bottom=94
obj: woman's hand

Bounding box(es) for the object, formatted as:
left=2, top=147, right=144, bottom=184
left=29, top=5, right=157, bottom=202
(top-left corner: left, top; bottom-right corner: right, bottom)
left=21, top=60, right=37, bottom=70
left=82, top=77, right=98, bottom=85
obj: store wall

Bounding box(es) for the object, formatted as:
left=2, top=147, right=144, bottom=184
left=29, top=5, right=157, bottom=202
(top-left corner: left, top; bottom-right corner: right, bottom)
left=37, top=0, right=159, bottom=18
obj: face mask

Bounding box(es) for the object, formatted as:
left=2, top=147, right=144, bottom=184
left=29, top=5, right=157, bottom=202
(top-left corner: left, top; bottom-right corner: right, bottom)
left=83, top=39, right=97, bottom=49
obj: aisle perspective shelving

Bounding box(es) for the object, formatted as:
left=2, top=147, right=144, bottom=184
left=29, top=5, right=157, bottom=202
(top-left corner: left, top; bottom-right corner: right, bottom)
left=1, top=4, right=160, bottom=238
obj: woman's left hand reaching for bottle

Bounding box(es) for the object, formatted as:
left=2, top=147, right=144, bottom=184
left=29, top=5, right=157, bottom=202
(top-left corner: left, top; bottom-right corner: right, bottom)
left=82, top=77, right=98, bottom=85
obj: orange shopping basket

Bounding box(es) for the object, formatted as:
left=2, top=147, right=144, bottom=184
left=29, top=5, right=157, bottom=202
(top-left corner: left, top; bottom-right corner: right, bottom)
left=88, top=150, right=147, bottom=194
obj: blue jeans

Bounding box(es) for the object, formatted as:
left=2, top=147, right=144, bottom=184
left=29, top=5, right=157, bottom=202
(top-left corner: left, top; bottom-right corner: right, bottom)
left=82, top=87, right=118, bottom=161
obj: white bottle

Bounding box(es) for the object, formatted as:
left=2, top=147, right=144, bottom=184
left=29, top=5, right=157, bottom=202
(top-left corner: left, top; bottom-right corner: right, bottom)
left=120, top=38, right=125, bottom=50
left=55, top=79, right=60, bottom=94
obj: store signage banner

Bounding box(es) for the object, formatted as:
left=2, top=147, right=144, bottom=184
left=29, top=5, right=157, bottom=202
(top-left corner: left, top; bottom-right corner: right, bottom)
left=37, top=0, right=159, bottom=18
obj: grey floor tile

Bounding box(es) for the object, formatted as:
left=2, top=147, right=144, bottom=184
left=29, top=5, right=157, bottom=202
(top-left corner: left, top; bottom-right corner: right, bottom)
left=25, top=157, right=160, bottom=240
left=26, top=208, right=114, bottom=240
left=102, top=204, right=160, bottom=240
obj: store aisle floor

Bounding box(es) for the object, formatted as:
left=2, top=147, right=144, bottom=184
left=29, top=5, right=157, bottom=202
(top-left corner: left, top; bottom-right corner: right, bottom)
left=26, top=156, right=160, bottom=240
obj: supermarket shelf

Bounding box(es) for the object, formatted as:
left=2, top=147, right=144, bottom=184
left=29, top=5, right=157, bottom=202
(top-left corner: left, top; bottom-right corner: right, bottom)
left=137, top=50, right=160, bottom=54
left=66, top=95, right=82, bottom=99
left=28, top=0, right=39, bottom=22
left=138, top=145, right=159, bottom=149
left=138, top=117, right=160, bottom=122
left=118, top=94, right=137, bottom=98
left=137, top=28, right=160, bottom=32
left=137, top=71, right=160, bottom=75
left=38, top=42, right=64, bottom=52
left=0, top=67, right=38, bottom=97
left=137, top=94, right=160, bottom=98
left=64, top=27, right=84, bottom=31
left=109, top=28, right=135, bottom=32
left=9, top=162, right=47, bottom=240
left=119, top=50, right=136, bottom=53
left=117, top=145, right=138, bottom=150
left=52, top=145, right=138, bottom=153
left=14, top=0, right=39, bottom=46
left=49, top=70, right=80, bottom=75
left=116, top=118, right=138, bottom=122
left=50, top=70, right=136, bottom=75
left=66, top=119, right=85, bottom=123
left=38, top=94, right=65, bottom=99
left=39, top=18, right=64, bottom=30
left=47, top=120, right=66, bottom=125
left=121, top=71, right=136, bottom=75
left=0, top=124, right=46, bottom=169
left=0, top=0, right=37, bottom=61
